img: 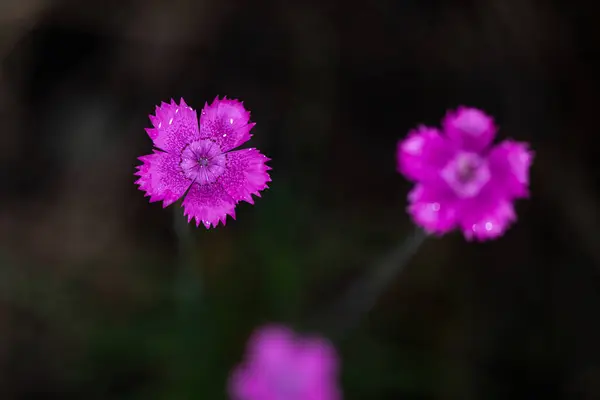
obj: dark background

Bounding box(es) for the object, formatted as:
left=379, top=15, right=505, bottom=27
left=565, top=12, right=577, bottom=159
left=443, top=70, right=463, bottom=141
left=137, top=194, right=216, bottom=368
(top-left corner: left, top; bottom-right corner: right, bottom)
left=1, top=0, right=599, bottom=398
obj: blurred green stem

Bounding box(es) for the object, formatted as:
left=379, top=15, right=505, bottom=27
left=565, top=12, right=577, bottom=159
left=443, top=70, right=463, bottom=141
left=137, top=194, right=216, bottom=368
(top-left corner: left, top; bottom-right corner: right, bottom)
left=315, top=228, right=428, bottom=337
left=173, top=207, right=202, bottom=317
left=170, top=207, right=207, bottom=395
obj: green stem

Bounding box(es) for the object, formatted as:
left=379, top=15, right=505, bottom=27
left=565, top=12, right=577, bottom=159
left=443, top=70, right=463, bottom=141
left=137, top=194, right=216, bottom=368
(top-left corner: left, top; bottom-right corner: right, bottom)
left=173, top=207, right=202, bottom=320
left=313, top=228, right=428, bottom=337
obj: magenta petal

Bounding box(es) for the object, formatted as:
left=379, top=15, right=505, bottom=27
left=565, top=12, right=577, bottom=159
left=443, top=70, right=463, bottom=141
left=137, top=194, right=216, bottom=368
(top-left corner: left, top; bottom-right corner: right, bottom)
left=145, top=98, right=201, bottom=154
left=229, top=368, right=274, bottom=400
left=220, top=148, right=271, bottom=205
left=397, top=126, right=455, bottom=183
left=181, top=182, right=236, bottom=228
left=296, top=338, right=341, bottom=400
left=134, top=150, right=191, bottom=207
left=459, top=198, right=517, bottom=241
left=407, top=183, right=459, bottom=234
left=442, top=107, right=496, bottom=152
left=296, top=338, right=338, bottom=380
left=488, top=140, right=534, bottom=199
left=199, top=96, right=255, bottom=152
left=246, top=325, right=295, bottom=367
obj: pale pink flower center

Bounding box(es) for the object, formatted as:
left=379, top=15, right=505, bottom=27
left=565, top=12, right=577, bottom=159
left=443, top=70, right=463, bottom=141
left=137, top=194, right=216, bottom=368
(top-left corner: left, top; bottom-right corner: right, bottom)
left=441, top=152, right=491, bottom=198
left=180, top=139, right=226, bottom=185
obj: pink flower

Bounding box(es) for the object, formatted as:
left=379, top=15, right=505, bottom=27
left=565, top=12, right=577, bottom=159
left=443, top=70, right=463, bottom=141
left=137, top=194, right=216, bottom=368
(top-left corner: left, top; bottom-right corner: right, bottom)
left=397, top=107, right=533, bottom=241
left=229, top=325, right=342, bottom=400
left=135, top=97, right=271, bottom=228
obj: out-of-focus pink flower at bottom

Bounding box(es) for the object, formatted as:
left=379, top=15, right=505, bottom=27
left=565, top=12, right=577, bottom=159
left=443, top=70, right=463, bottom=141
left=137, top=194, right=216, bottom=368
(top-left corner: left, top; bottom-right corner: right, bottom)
left=228, top=325, right=342, bottom=400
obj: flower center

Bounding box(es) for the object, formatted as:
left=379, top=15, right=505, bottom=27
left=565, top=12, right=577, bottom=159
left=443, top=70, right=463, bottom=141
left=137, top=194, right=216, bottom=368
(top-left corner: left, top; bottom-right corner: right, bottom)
left=441, top=152, right=491, bottom=198
left=456, top=156, right=478, bottom=183
left=180, top=140, right=226, bottom=185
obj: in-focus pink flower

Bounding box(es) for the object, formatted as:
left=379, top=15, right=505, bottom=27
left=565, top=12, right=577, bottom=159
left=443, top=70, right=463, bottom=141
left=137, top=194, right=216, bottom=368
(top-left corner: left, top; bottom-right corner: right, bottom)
left=135, top=97, right=271, bottom=228
left=229, top=325, right=341, bottom=400
left=397, top=106, right=533, bottom=241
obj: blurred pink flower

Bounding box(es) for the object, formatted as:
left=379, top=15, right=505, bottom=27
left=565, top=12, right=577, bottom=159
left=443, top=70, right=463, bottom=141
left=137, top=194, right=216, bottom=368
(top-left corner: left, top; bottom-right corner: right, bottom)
left=135, top=97, right=271, bottom=228
left=397, top=107, right=533, bottom=241
left=229, top=325, right=342, bottom=400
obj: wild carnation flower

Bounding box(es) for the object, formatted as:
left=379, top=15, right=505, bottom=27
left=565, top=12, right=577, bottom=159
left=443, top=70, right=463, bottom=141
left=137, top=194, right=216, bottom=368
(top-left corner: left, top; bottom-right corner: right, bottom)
left=229, top=325, right=341, bottom=400
left=135, top=97, right=271, bottom=228
left=397, top=106, right=533, bottom=241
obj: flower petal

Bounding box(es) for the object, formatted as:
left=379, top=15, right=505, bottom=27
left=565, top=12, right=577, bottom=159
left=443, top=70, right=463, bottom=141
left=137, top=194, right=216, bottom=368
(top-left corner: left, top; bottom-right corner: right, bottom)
left=134, top=150, right=191, bottom=207
left=228, top=367, right=274, bottom=400
left=219, top=148, right=271, bottom=205
left=296, top=337, right=339, bottom=384
left=442, top=107, right=496, bottom=152
left=407, top=183, right=459, bottom=235
left=246, top=325, right=295, bottom=368
left=297, top=339, right=341, bottom=400
left=459, top=198, right=517, bottom=241
left=145, top=98, right=200, bottom=154
left=181, top=182, right=236, bottom=228
left=397, top=126, right=455, bottom=183
left=200, top=96, right=255, bottom=152
left=488, top=140, right=534, bottom=199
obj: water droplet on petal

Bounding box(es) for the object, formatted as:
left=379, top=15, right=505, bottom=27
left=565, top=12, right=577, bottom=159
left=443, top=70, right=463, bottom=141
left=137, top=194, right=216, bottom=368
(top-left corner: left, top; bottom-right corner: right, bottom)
left=485, top=222, right=493, bottom=231
left=431, top=202, right=440, bottom=211
left=175, top=108, right=179, bottom=113
left=223, top=134, right=227, bottom=137
left=229, top=118, right=234, bottom=124
left=169, top=118, right=173, bottom=125
left=158, top=122, right=162, bottom=128
left=471, top=224, right=478, bottom=232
